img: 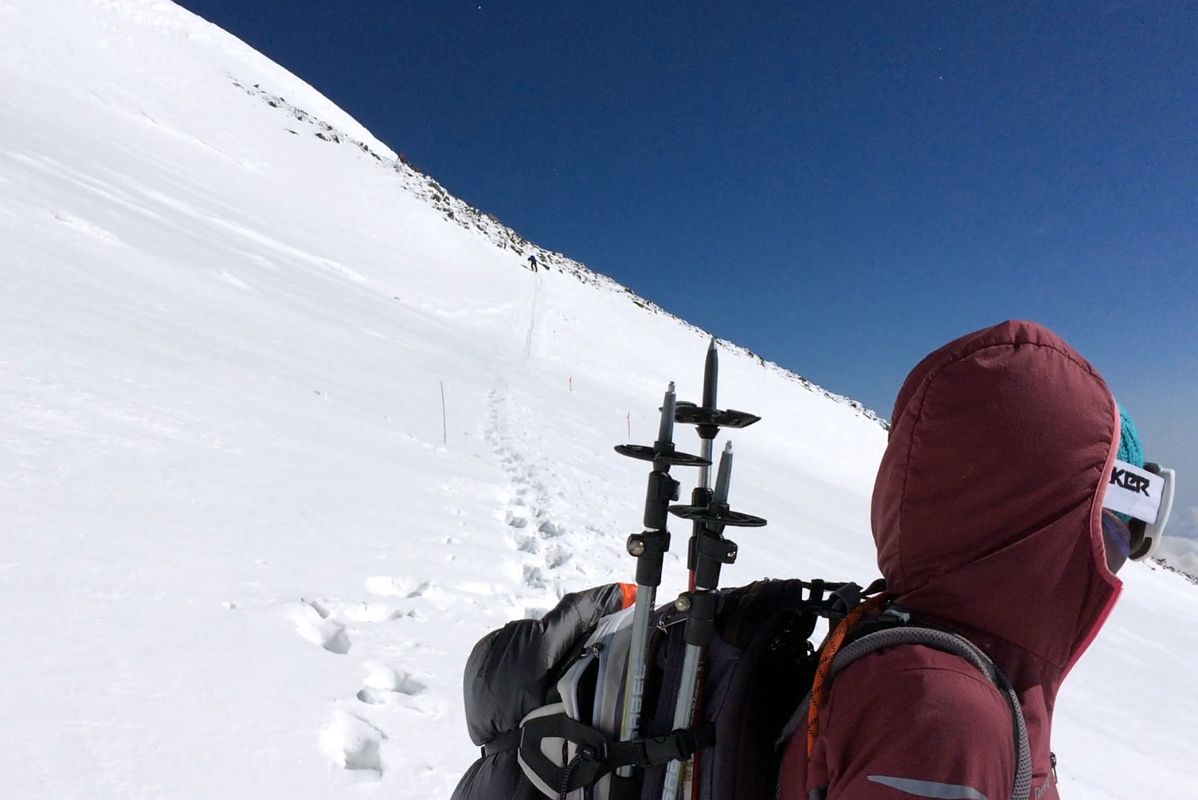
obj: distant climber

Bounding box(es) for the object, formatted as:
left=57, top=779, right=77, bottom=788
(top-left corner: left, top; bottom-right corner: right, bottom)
left=527, top=254, right=539, bottom=273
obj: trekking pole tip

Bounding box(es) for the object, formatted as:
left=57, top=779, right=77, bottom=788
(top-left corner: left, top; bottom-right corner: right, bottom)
left=713, top=443, right=735, bottom=504
left=658, top=383, right=678, bottom=446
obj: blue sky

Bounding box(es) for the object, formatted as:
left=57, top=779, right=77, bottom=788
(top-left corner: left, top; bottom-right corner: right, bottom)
left=176, top=0, right=1196, bottom=530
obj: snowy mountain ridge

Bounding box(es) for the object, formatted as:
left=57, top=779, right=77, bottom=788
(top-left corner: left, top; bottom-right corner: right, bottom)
left=229, top=72, right=886, bottom=427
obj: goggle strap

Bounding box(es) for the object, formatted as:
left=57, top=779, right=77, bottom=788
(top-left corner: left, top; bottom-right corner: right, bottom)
left=1109, top=462, right=1176, bottom=562
left=1135, top=465, right=1176, bottom=561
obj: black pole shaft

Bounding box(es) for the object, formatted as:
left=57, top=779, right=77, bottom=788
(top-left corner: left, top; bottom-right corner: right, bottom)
left=702, top=339, right=718, bottom=413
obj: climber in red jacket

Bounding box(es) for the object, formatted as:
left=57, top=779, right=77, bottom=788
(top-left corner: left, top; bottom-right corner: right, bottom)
left=779, top=320, right=1172, bottom=800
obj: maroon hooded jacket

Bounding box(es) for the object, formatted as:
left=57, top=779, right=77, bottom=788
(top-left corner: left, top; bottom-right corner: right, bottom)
left=779, top=320, right=1124, bottom=800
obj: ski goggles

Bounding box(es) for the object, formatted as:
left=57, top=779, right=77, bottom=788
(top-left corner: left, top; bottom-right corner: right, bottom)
left=1101, top=460, right=1176, bottom=562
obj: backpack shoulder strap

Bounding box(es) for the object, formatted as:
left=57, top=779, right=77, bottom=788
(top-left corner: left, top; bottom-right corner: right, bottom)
left=801, top=593, right=891, bottom=756
left=778, top=616, right=1033, bottom=800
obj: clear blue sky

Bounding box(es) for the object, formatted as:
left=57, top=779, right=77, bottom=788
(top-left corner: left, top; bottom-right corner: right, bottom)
left=176, top=0, right=1197, bottom=530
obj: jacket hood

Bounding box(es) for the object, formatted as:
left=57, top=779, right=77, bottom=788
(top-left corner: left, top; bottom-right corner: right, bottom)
left=872, top=320, right=1122, bottom=680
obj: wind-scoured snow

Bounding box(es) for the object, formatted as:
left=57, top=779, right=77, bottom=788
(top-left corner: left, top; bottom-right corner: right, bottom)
left=1, top=2, right=1195, bottom=798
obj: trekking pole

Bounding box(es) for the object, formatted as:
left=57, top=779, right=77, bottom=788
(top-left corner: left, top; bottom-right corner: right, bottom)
left=674, top=339, right=760, bottom=589
left=615, top=383, right=709, bottom=776
left=661, top=443, right=766, bottom=800
left=670, top=340, right=760, bottom=797
left=683, top=342, right=716, bottom=591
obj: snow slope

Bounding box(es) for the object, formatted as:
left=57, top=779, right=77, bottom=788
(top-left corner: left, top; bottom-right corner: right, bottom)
left=1, top=2, right=1195, bottom=798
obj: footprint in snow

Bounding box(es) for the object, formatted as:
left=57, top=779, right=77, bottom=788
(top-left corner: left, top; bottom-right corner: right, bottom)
left=544, top=545, right=571, bottom=569
left=523, top=565, right=546, bottom=590
left=355, top=662, right=427, bottom=705
left=290, top=598, right=351, bottom=655
left=321, top=710, right=384, bottom=773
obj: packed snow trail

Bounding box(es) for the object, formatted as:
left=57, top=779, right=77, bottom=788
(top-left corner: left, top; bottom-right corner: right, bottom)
left=524, top=272, right=541, bottom=360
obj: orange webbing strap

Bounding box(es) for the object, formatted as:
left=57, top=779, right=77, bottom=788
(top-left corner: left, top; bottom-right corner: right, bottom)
left=619, top=583, right=638, bottom=610
left=806, top=593, right=889, bottom=756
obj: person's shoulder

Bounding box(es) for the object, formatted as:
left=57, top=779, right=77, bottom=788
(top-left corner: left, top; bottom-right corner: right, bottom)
left=827, top=642, right=1013, bottom=739
left=820, top=643, right=1017, bottom=797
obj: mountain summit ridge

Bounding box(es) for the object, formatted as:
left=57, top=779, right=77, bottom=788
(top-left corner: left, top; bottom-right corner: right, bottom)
left=228, top=70, right=887, bottom=426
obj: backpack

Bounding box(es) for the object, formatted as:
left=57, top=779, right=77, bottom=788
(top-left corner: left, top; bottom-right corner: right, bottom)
left=450, top=577, right=1033, bottom=800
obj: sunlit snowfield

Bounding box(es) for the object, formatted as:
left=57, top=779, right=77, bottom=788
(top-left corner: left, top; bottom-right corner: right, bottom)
left=2, top=2, right=1196, bottom=798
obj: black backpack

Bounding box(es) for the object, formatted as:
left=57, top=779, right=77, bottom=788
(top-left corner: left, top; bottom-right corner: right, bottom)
left=451, top=577, right=1032, bottom=800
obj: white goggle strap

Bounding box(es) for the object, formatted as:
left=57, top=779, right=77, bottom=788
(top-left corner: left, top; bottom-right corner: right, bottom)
left=1102, top=459, right=1175, bottom=560
left=1136, top=465, right=1175, bottom=560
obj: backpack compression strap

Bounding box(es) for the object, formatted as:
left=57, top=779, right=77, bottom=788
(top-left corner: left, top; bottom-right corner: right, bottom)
left=512, top=705, right=715, bottom=800
left=781, top=623, right=1033, bottom=800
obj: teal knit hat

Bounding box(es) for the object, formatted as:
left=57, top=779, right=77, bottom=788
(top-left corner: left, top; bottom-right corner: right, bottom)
left=1117, top=404, right=1145, bottom=469
left=1112, top=404, right=1146, bottom=526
